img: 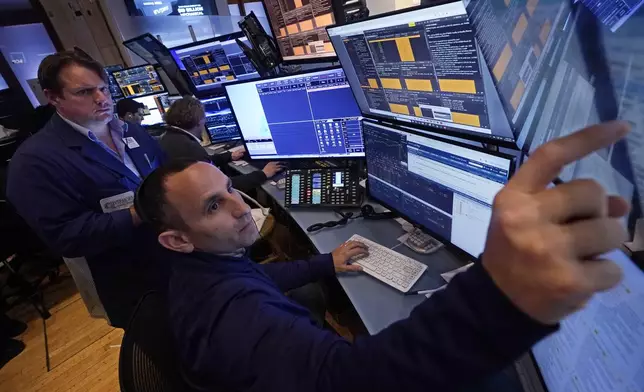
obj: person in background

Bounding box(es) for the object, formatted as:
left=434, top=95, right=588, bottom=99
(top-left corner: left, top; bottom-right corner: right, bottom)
left=6, top=51, right=166, bottom=327
left=134, top=121, right=630, bottom=391
left=116, top=98, right=146, bottom=126
left=161, top=97, right=283, bottom=193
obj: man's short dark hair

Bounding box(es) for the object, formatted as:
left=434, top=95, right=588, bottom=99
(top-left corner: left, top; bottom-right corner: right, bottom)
left=116, top=98, right=144, bottom=118
left=38, top=50, right=107, bottom=95
left=164, top=96, right=205, bottom=130
left=135, top=159, right=206, bottom=232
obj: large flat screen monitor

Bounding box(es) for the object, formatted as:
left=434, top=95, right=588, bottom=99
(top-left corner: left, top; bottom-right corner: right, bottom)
left=262, top=0, right=338, bottom=62
left=465, top=0, right=642, bottom=233
left=526, top=248, right=644, bottom=392
left=111, top=65, right=167, bottom=99
left=169, top=32, right=259, bottom=97
left=123, top=33, right=190, bottom=95
left=200, top=95, right=242, bottom=144
left=363, top=119, right=513, bottom=258
left=124, top=0, right=216, bottom=16
left=464, top=1, right=644, bottom=391
left=225, top=67, right=365, bottom=160
left=327, top=1, right=515, bottom=145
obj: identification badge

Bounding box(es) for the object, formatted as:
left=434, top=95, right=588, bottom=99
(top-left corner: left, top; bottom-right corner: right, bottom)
left=100, top=191, right=135, bottom=213
left=124, top=137, right=140, bottom=149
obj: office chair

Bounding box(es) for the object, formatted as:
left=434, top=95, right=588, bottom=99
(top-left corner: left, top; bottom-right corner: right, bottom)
left=119, top=291, right=197, bottom=392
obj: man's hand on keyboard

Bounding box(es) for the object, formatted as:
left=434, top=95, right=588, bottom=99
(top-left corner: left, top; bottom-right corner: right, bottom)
left=332, top=241, right=368, bottom=273
left=482, top=121, right=631, bottom=326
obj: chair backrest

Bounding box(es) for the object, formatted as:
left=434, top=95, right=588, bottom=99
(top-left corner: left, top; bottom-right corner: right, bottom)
left=119, top=291, right=195, bottom=392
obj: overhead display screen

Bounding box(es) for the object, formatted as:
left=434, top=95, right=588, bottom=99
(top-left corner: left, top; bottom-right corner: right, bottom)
left=263, top=0, right=337, bottom=61
left=125, top=0, right=217, bottom=16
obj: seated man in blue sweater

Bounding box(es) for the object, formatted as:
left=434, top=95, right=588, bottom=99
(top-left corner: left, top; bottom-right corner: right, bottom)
left=134, top=121, right=630, bottom=391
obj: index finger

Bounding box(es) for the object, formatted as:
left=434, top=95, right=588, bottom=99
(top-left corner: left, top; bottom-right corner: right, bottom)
left=508, top=121, right=630, bottom=193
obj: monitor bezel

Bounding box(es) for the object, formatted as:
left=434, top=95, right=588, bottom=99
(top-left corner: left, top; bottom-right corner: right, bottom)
left=224, top=65, right=366, bottom=161
left=168, top=31, right=259, bottom=98
left=326, top=0, right=519, bottom=148
left=259, top=0, right=340, bottom=64
left=362, top=117, right=517, bottom=261
left=199, top=93, right=243, bottom=145
left=110, top=64, right=168, bottom=100
left=123, top=33, right=164, bottom=66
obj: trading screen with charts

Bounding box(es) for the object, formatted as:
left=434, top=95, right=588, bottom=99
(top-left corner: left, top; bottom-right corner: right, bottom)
left=465, top=0, right=642, bottom=226
left=226, top=68, right=365, bottom=159
left=328, top=1, right=515, bottom=143
left=105, top=65, right=124, bottom=101
left=263, top=0, right=337, bottom=61
left=112, top=65, right=166, bottom=98
left=200, top=96, right=241, bottom=143
left=170, top=36, right=259, bottom=94
left=364, top=120, right=512, bottom=258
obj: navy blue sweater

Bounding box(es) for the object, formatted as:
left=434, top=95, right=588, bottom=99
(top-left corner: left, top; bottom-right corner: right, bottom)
left=168, top=251, right=557, bottom=391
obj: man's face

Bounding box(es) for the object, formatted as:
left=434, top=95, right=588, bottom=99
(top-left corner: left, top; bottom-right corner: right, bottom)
left=47, top=64, right=113, bottom=127
left=162, top=162, right=258, bottom=254
left=127, top=108, right=145, bottom=125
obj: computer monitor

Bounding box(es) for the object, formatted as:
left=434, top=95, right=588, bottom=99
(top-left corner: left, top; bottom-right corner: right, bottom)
left=133, top=94, right=166, bottom=126
left=168, top=32, right=259, bottom=97
left=200, top=95, right=241, bottom=144
left=363, top=119, right=513, bottom=258
left=111, top=65, right=167, bottom=99
left=464, top=0, right=642, bottom=232
left=521, top=249, right=644, bottom=392
left=157, top=94, right=183, bottom=113
left=123, top=33, right=191, bottom=95
left=327, top=1, right=516, bottom=145
left=224, top=67, right=365, bottom=160
left=262, top=0, right=338, bottom=62
left=105, top=65, right=124, bottom=101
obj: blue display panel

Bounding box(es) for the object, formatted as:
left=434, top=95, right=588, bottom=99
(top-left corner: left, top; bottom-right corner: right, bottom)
left=200, top=95, right=241, bottom=144
left=225, top=67, right=365, bottom=159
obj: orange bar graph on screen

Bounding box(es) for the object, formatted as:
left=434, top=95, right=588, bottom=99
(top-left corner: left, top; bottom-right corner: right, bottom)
left=395, top=38, right=415, bottom=62
left=389, top=103, right=410, bottom=115
left=404, top=79, right=432, bottom=91
left=510, top=80, right=526, bottom=110
left=438, top=79, right=476, bottom=94
left=493, top=43, right=513, bottom=80
left=451, top=112, right=481, bottom=127
left=381, top=78, right=402, bottom=90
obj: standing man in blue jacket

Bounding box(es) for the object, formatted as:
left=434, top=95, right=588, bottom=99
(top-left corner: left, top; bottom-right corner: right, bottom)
left=7, top=51, right=166, bottom=327
left=134, top=121, right=630, bottom=391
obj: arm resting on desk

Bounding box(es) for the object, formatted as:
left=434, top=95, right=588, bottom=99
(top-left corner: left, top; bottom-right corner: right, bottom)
left=258, top=254, right=335, bottom=292
left=196, top=262, right=556, bottom=392
left=211, top=151, right=232, bottom=167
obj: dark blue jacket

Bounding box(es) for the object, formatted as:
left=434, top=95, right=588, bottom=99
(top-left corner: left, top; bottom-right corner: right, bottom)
left=168, top=251, right=557, bottom=391
left=7, top=113, right=166, bottom=326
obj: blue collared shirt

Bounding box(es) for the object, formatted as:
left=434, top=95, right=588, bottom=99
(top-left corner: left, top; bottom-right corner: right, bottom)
left=59, top=114, right=141, bottom=178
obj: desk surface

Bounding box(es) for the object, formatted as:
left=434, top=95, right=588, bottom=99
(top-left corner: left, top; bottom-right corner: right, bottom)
left=230, top=161, right=468, bottom=334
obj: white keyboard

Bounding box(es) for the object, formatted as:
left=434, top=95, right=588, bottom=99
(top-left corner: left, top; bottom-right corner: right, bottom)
left=348, top=234, right=427, bottom=293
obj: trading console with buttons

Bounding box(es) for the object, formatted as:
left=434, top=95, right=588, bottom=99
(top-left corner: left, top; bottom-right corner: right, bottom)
left=284, top=167, right=362, bottom=207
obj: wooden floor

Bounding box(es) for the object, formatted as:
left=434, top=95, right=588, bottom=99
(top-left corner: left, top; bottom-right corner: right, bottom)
left=0, top=273, right=123, bottom=391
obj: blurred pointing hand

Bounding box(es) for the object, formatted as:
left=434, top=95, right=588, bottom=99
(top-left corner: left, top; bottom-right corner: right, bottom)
left=482, top=121, right=631, bottom=325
